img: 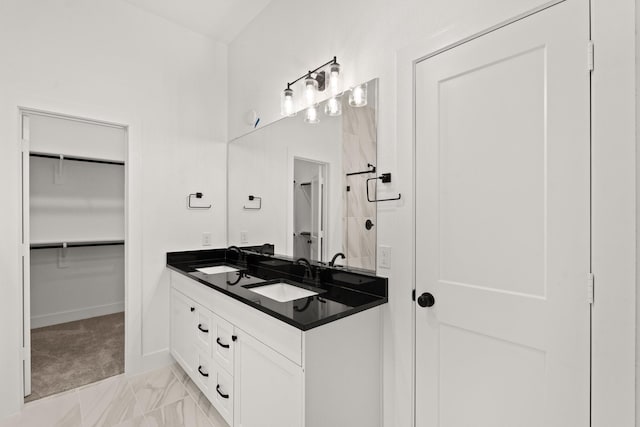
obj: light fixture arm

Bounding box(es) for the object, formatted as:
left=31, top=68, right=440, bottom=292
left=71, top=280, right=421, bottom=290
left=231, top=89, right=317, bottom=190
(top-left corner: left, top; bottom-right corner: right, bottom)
left=284, top=56, right=338, bottom=90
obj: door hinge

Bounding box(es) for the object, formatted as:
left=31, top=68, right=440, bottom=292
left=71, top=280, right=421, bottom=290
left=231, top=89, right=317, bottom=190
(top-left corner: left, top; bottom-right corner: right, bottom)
left=20, top=347, right=26, bottom=360
left=587, top=273, right=594, bottom=304
left=587, top=40, right=594, bottom=72
left=412, top=289, right=416, bottom=301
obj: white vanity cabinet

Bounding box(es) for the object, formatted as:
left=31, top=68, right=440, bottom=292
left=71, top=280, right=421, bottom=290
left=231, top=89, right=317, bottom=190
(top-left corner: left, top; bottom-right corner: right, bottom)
left=169, top=270, right=382, bottom=427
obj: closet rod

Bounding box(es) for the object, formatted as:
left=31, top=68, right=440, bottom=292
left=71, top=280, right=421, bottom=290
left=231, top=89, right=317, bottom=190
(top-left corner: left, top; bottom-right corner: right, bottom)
left=30, top=240, right=125, bottom=250
left=30, top=153, right=125, bottom=166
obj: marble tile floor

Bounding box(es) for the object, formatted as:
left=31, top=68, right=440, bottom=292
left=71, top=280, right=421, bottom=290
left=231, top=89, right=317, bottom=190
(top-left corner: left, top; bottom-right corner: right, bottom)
left=0, top=364, right=229, bottom=427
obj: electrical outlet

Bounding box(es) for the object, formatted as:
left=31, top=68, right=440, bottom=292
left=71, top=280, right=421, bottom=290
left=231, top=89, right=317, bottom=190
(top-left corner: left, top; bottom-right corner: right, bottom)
left=240, top=231, right=249, bottom=244
left=202, top=232, right=212, bottom=246
left=379, top=245, right=391, bottom=269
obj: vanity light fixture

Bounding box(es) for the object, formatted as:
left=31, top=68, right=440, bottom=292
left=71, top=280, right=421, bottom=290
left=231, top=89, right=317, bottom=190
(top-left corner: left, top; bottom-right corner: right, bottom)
left=280, top=56, right=341, bottom=117
left=349, top=83, right=368, bottom=107
left=304, top=74, right=319, bottom=106
left=329, top=61, right=341, bottom=95
left=281, top=87, right=296, bottom=117
left=304, top=104, right=320, bottom=124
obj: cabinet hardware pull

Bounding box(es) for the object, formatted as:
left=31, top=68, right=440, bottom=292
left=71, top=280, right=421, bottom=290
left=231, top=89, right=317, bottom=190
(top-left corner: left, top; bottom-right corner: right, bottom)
left=190, top=307, right=195, bottom=312
left=216, top=385, right=229, bottom=399
left=198, top=324, right=209, bottom=333
left=216, top=338, right=230, bottom=349
left=198, top=366, right=209, bottom=377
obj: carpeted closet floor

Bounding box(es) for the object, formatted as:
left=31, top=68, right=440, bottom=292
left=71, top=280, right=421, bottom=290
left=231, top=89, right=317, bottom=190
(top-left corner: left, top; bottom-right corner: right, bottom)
left=26, top=312, right=124, bottom=402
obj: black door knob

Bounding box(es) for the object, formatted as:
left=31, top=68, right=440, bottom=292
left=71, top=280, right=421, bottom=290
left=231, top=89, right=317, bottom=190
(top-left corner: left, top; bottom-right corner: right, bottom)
left=417, top=292, right=435, bottom=308
left=365, top=219, right=375, bottom=230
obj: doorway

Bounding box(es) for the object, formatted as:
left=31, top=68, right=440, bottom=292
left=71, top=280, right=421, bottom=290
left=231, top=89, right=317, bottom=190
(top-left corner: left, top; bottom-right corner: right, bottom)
left=293, top=158, right=328, bottom=262
left=21, top=110, right=127, bottom=401
left=413, top=1, right=591, bottom=425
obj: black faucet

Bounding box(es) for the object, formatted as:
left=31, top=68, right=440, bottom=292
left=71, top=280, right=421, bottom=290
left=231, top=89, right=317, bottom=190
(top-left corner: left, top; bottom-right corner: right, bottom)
left=295, top=258, right=315, bottom=279
left=329, top=252, right=346, bottom=267
left=227, top=246, right=244, bottom=262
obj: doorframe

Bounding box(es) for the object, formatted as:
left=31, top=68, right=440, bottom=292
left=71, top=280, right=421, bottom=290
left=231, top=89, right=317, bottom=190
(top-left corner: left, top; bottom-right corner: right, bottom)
left=290, top=156, right=329, bottom=263
left=588, top=0, right=636, bottom=425
left=16, top=104, right=144, bottom=406
left=397, top=0, right=636, bottom=425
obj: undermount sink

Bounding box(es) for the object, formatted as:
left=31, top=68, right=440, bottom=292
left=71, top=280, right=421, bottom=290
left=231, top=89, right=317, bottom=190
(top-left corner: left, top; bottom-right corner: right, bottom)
left=196, top=265, right=239, bottom=275
left=246, top=281, right=319, bottom=303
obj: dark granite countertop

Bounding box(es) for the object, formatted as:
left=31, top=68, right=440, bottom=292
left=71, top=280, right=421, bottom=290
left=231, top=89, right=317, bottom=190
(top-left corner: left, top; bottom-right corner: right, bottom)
left=167, top=249, right=388, bottom=331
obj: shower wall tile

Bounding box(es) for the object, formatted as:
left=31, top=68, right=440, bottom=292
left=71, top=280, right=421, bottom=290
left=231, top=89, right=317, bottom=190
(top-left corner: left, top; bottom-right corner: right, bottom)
left=343, top=102, right=377, bottom=271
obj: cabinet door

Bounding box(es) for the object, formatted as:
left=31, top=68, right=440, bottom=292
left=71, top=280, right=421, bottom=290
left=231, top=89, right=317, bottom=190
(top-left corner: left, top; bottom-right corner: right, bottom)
left=234, top=330, right=303, bottom=427
left=170, top=289, right=197, bottom=375
left=195, top=304, right=214, bottom=355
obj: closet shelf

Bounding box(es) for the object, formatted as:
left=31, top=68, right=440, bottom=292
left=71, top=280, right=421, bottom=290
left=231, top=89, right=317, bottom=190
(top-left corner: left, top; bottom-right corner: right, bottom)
left=30, top=239, right=124, bottom=250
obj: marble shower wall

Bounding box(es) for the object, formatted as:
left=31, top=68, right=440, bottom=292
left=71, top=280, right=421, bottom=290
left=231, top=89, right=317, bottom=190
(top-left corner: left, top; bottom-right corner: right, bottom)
left=342, top=100, right=377, bottom=271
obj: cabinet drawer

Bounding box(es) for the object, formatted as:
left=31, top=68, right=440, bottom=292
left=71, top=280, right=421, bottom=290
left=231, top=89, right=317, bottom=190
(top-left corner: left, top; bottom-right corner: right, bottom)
left=195, top=305, right=214, bottom=354
left=212, top=313, right=235, bottom=375
left=209, top=363, right=234, bottom=427
left=195, top=351, right=234, bottom=427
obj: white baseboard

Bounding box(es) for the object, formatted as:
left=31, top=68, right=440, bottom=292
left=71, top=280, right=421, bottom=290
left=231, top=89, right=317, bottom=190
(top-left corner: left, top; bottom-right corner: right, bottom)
left=31, top=301, right=124, bottom=329
left=122, top=349, right=173, bottom=378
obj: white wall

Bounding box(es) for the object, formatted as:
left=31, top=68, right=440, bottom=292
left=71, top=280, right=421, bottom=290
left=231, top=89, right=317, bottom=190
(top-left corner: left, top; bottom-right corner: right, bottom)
left=228, top=1, right=638, bottom=426
left=30, top=246, right=125, bottom=328
left=0, top=0, right=227, bottom=419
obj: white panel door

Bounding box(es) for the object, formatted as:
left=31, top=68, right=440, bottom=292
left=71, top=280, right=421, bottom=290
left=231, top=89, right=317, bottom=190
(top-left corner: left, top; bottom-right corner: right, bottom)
left=310, top=172, right=323, bottom=262
left=415, top=2, right=590, bottom=426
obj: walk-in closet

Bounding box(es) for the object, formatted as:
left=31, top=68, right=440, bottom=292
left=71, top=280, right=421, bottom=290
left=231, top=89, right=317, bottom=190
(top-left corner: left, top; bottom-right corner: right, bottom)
left=21, top=110, right=126, bottom=402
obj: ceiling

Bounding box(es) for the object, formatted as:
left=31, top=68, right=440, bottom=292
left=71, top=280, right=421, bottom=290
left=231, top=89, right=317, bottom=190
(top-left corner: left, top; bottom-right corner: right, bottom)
left=123, top=0, right=273, bottom=43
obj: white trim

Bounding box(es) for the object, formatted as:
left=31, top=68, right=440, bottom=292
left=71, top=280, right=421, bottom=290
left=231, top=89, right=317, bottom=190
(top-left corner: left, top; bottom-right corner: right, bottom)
left=590, top=0, right=637, bottom=424
left=30, top=302, right=125, bottom=329
left=20, top=114, right=30, bottom=398
left=397, top=2, right=589, bottom=426
left=12, top=98, right=144, bottom=411
left=290, top=156, right=330, bottom=262
left=18, top=108, right=127, bottom=129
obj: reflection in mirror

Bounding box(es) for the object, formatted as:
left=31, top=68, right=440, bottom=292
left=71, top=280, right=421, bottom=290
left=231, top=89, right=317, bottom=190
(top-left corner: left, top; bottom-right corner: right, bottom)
left=227, top=79, right=378, bottom=271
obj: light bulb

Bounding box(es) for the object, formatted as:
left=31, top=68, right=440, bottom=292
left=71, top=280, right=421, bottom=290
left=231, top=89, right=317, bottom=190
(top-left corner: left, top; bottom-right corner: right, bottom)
left=305, top=105, right=320, bottom=124
left=349, top=83, right=368, bottom=107
left=329, top=62, right=341, bottom=95
left=324, top=97, right=342, bottom=117
left=281, top=88, right=296, bottom=117
left=304, top=75, right=318, bottom=106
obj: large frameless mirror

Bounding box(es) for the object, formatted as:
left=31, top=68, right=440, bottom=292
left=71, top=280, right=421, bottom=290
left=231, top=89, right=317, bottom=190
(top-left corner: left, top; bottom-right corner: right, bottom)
left=227, top=78, right=378, bottom=271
